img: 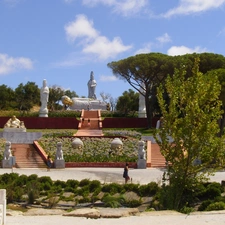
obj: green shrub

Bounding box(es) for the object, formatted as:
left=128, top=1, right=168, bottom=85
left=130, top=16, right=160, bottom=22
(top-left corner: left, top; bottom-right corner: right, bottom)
left=14, top=175, right=28, bottom=186
left=124, top=183, right=140, bottom=193
left=102, top=194, right=125, bottom=208
left=180, top=206, right=195, bottom=214
left=54, top=180, right=67, bottom=188
left=79, top=179, right=90, bottom=187
left=138, top=182, right=160, bottom=197
left=76, top=186, right=90, bottom=197
left=27, top=174, right=38, bottom=182
left=206, top=201, right=225, bottom=211
left=125, top=199, right=142, bottom=208
left=66, top=179, right=79, bottom=188
left=205, top=185, right=222, bottom=199
left=198, top=199, right=213, bottom=211
left=102, top=183, right=123, bottom=195
left=89, top=180, right=101, bottom=192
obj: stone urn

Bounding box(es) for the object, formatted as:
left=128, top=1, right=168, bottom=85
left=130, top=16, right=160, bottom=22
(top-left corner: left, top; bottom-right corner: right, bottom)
left=72, top=138, right=84, bottom=154
left=111, top=138, right=123, bottom=151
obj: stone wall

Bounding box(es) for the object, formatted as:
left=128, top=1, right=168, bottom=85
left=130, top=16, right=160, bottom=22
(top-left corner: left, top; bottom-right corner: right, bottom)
left=0, top=117, right=159, bottom=129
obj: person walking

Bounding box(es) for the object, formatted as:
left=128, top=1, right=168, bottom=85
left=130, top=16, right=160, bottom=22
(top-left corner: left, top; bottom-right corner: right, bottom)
left=123, top=163, right=131, bottom=183
left=46, top=155, right=52, bottom=171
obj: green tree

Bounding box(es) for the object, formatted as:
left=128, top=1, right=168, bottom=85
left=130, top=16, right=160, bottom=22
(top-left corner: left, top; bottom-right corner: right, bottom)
left=49, top=85, right=65, bottom=111
left=15, top=82, right=39, bottom=111
left=206, top=68, right=225, bottom=137
left=0, top=85, right=15, bottom=110
left=64, top=90, right=78, bottom=99
left=116, top=89, right=139, bottom=116
left=108, top=53, right=173, bottom=127
left=154, top=58, right=225, bottom=210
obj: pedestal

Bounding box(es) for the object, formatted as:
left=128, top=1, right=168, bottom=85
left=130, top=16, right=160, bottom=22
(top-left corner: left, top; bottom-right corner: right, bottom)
left=3, top=128, right=26, bottom=132
left=54, top=159, right=65, bottom=169
left=137, top=159, right=146, bottom=169
left=39, top=111, right=48, bottom=117
left=2, top=156, right=15, bottom=168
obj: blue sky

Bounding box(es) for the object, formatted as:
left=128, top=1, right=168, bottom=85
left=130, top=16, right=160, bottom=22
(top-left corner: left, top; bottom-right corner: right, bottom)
left=0, top=0, right=225, bottom=100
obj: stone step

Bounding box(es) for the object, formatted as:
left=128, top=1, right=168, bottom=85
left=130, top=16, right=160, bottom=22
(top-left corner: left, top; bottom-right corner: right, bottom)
left=11, top=144, right=46, bottom=168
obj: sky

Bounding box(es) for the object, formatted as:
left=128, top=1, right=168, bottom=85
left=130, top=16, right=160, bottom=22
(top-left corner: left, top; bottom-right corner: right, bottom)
left=0, top=0, right=225, bottom=100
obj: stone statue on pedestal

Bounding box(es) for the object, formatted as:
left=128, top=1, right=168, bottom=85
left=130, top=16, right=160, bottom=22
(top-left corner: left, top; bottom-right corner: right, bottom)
left=39, top=79, right=49, bottom=117
left=3, top=115, right=26, bottom=132
left=87, top=71, right=97, bottom=99
left=54, top=142, right=65, bottom=169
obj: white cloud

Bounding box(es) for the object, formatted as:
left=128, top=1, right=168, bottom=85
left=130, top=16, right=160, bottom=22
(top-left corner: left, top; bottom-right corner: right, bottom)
left=0, top=53, right=33, bottom=75
left=99, top=75, right=118, bottom=82
left=218, top=27, right=225, bottom=36
left=134, top=43, right=152, bottom=55
left=83, top=36, right=132, bottom=60
left=156, top=33, right=172, bottom=44
left=162, top=0, right=225, bottom=18
left=64, top=14, right=132, bottom=60
left=65, top=14, right=98, bottom=43
left=82, top=0, right=148, bottom=17
left=167, top=45, right=207, bottom=56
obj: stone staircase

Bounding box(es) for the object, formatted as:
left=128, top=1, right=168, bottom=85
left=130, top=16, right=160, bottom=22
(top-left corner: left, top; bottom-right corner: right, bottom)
left=75, top=110, right=103, bottom=136
left=150, top=143, right=167, bottom=168
left=11, top=144, right=46, bottom=168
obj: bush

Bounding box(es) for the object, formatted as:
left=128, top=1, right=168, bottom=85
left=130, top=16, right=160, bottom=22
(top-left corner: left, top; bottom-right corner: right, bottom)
left=138, top=182, right=160, bottom=197
left=124, top=183, right=140, bottom=193
left=54, top=180, right=67, bottom=188
left=102, top=183, right=124, bottom=195
left=66, top=179, right=79, bottom=188
left=89, top=180, right=101, bottom=192
left=125, top=199, right=142, bottom=208
left=206, top=201, right=225, bottom=211
left=102, top=194, right=125, bottom=208
left=198, top=199, right=213, bottom=211
left=79, top=179, right=90, bottom=187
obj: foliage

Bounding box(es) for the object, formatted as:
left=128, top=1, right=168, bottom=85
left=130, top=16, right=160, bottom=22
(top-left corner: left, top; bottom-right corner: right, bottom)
left=15, top=82, right=40, bottom=111
left=116, top=89, right=139, bottom=116
left=102, top=183, right=124, bottom=195
left=138, top=182, right=160, bottom=197
left=154, top=58, right=225, bottom=210
left=38, top=136, right=139, bottom=163
left=108, top=53, right=173, bottom=128
left=206, top=202, right=225, bottom=211
left=102, top=194, right=125, bottom=208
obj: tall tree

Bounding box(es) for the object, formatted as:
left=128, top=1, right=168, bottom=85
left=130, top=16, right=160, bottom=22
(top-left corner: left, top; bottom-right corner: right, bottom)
left=0, top=85, right=15, bottom=110
left=154, top=59, right=225, bottom=210
left=108, top=53, right=174, bottom=127
left=116, top=89, right=139, bottom=116
left=15, top=82, right=39, bottom=111
left=49, top=85, right=65, bottom=111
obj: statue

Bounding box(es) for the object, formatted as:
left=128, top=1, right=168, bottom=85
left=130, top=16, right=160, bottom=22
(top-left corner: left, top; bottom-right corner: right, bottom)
left=156, top=117, right=164, bottom=129
left=39, top=79, right=49, bottom=117
left=54, top=142, right=65, bottom=169
left=138, top=83, right=146, bottom=118
left=3, top=141, right=12, bottom=160
left=55, top=142, right=63, bottom=160
left=87, top=71, right=97, bottom=99
left=4, top=115, right=22, bottom=128
left=138, top=140, right=146, bottom=160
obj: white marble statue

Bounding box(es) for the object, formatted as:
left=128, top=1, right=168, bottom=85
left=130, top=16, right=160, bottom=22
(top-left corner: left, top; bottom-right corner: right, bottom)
left=3, top=141, right=12, bottom=160
left=87, top=71, right=97, bottom=99
left=138, top=83, right=146, bottom=118
left=39, top=79, right=49, bottom=117
left=55, top=142, right=63, bottom=160
left=138, top=140, right=146, bottom=160
left=61, top=96, right=107, bottom=110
